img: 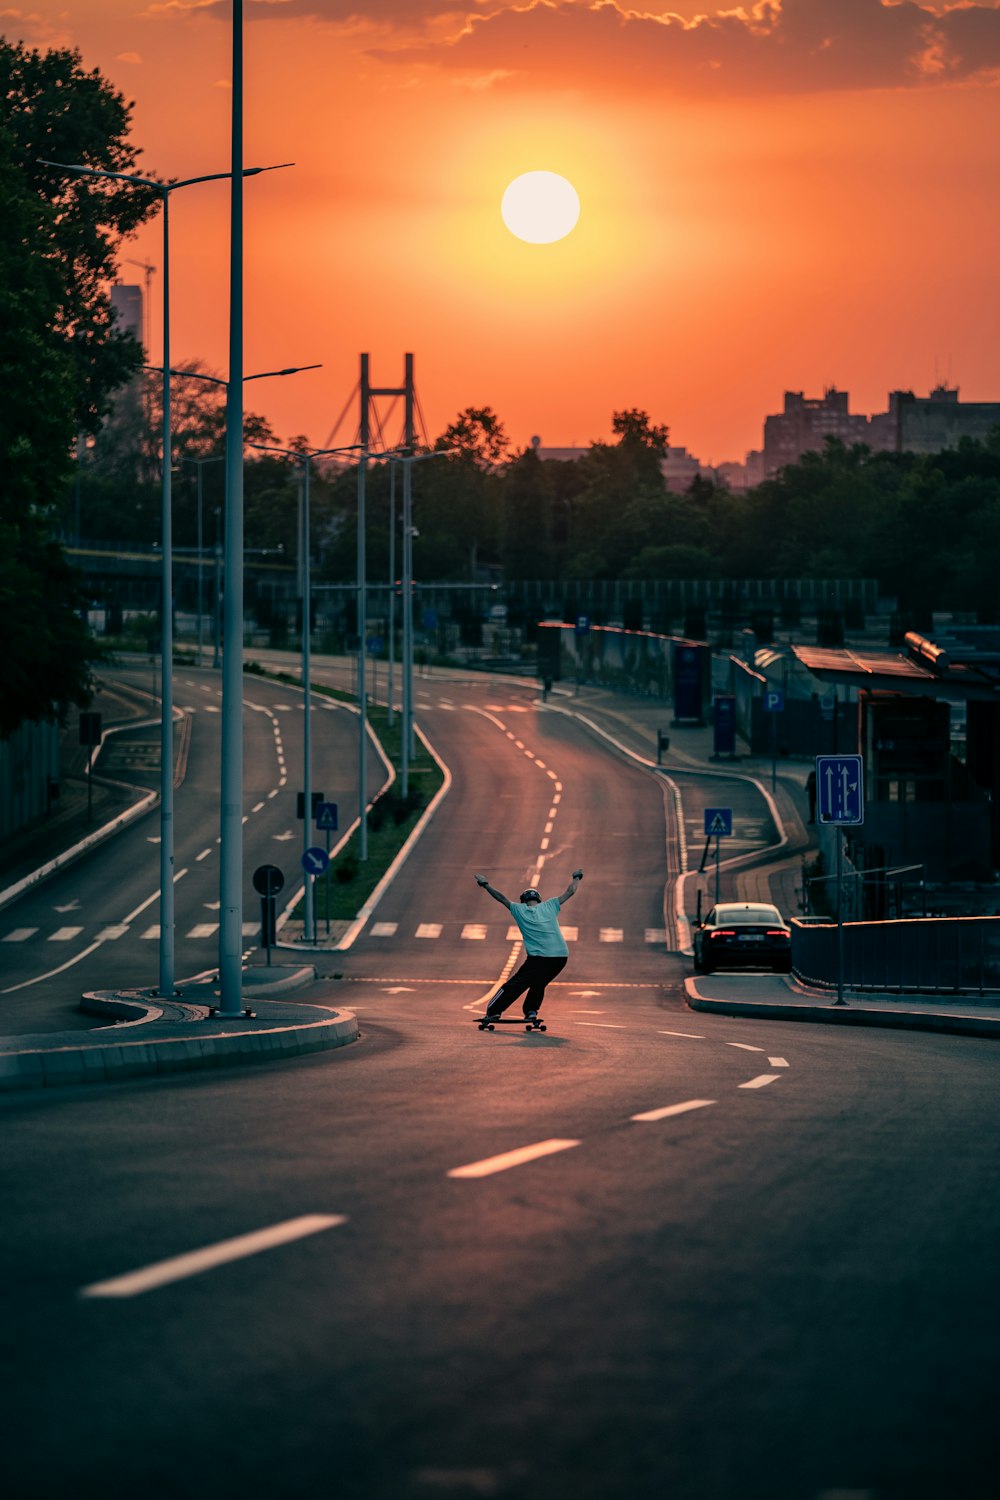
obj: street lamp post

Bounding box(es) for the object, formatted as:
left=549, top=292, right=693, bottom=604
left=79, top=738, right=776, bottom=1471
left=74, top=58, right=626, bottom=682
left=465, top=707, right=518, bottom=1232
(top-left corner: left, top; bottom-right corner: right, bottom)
left=399, top=450, right=458, bottom=797
left=39, top=155, right=288, bottom=998
left=180, top=455, right=225, bottom=663
left=248, top=441, right=362, bottom=942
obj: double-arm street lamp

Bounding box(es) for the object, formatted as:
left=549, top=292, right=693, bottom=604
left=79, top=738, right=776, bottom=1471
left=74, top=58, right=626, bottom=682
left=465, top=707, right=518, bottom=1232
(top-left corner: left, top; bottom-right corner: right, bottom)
left=38, top=155, right=291, bottom=998
left=247, top=440, right=362, bottom=941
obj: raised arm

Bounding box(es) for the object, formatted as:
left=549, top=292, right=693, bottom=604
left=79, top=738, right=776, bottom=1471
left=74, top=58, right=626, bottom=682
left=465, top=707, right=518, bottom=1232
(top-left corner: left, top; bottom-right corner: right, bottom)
left=475, top=875, right=512, bottom=910
left=558, top=868, right=584, bottom=905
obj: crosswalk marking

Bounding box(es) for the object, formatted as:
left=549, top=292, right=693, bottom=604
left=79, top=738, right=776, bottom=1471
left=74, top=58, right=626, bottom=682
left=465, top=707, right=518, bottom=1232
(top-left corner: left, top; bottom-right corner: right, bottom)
left=2, top=920, right=669, bottom=948
left=415, top=923, right=442, bottom=939
left=461, top=924, right=487, bottom=940
left=2, top=928, right=37, bottom=942
left=141, top=925, right=160, bottom=940
left=50, top=926, right=83, bottom=942
left=370, top=922, right=398, bottom=937
left=98, top=924, right=129, bottom=941
left=599, top=928, right=624, bottom=943
left=644, top=928, right=667, bottom=944
left=186, top=923, right=219, bottom=938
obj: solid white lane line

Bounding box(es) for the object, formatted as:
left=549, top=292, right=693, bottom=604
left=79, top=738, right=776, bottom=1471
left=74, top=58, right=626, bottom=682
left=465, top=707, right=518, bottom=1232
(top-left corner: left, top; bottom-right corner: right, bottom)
left=632, top=1100, right=715, bottom=1123
left=448, top=1140, right=580, bottom=1180
left=727, top=1042, right=766, bottom=1052
left=769, top=1057, right=790, bottom=1068
left=658, top=1030, right=705, bottom=1039
left=80, top=1215, right=347, bottom=1299
left=740, top=1075, right=781, bottom=1089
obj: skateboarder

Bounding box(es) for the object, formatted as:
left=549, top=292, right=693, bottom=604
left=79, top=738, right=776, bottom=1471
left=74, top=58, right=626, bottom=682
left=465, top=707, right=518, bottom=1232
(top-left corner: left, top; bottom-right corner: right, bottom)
left=474, top=868, right=583, bottom=1020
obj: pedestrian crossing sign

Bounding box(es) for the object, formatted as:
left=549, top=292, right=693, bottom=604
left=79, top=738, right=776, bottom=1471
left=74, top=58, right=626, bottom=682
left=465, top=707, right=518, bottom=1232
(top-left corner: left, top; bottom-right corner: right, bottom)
left=704, top=807, right=733, bottom=837
left=315, top=801, right=338, bottom=831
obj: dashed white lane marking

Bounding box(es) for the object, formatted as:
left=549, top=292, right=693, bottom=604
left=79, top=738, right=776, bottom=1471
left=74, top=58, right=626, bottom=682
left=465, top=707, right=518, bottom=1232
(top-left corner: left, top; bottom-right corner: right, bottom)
left=79, top=1214, right=347, bottom=1299
left=370, top=922, right=398, bottom=937
left=545, top=821, right=554, bottom=833
left=632, top=1100, right=715, bottom=1123
left=740, top=1074, right=781, bottom=1089
left=575, top=1022, right=626, bottom=1029
left=447, top=1140, right=581, bottom=1180
left=3, top=929, right=37, bottom=942
left=768, top=1057, right=789, bottom=1068
left=196, top=847, right=212, bottom=861
left=727, top=1042, right=766, bottom=1053
left=659, top=1030, right=705, bottom=1039
left=540, top=837, right=550, bottom=850
left=267, top=788, right=279, bottom=798
left=203, top=704, right=219, bottom=713
left=252, top=801, right=265, bottom=813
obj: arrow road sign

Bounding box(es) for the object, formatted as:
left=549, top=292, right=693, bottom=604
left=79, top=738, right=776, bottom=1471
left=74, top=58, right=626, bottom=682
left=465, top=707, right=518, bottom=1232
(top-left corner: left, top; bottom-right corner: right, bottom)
left=301, top=846, right=330, bottom=875
left=315, top=801, right=338, bottom=832
left=816, top=754, right=864, bottom=825
left=704, top=807, right=733, bottom=837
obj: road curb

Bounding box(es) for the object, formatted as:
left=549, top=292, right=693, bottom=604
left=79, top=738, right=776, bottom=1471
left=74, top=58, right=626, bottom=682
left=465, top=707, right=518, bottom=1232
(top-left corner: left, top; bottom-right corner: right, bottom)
left=685, top=979, right=1000, bottom=1039
left=0, top=993, right=359, bottom=1092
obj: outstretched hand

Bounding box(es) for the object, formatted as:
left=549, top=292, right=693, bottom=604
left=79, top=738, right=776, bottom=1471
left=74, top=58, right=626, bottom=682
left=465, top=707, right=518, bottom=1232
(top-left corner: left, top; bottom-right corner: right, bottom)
left=573, top=868, right=584, bottom=880
left=475, top=874, right=489, bottom=887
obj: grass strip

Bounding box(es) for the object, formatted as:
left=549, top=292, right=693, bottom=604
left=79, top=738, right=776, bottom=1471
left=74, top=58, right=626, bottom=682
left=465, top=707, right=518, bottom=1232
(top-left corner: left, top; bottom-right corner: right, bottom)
left=247, top=664, right=444, bottom=920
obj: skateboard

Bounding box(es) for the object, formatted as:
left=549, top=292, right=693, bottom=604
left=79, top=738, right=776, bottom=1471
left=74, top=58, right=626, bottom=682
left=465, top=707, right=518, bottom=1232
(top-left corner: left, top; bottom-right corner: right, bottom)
left=476, top=1015, right=547, bottom=1033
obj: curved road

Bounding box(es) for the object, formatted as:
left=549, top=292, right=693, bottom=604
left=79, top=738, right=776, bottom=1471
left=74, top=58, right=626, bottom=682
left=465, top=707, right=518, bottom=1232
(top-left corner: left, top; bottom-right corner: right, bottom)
left=1, top=664, right=997, bottom=1499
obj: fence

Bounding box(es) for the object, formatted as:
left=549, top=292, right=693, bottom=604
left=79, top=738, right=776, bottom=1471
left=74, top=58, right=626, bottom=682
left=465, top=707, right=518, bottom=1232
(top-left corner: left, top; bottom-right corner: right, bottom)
left=791, top=915, right=1000, bottom=996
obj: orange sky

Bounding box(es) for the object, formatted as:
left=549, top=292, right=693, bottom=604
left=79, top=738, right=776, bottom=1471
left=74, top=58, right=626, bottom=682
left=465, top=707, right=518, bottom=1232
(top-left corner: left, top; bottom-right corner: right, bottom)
left=9, top=1, right=1000, bottom=463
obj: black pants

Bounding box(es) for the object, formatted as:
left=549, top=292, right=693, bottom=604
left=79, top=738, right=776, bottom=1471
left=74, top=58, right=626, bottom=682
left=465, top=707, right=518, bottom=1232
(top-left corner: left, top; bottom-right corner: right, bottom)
left=486, top=955, right=567, bottom=1017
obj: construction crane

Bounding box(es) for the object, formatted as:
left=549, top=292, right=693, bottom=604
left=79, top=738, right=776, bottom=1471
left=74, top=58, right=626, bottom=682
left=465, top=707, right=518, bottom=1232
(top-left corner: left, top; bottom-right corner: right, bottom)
left=125, top=258, right=156, bottom=354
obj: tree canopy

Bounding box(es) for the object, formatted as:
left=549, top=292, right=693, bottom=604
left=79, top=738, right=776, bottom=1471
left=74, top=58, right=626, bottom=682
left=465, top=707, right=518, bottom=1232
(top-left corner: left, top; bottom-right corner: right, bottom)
left=0, top=39, right=159, bottom=735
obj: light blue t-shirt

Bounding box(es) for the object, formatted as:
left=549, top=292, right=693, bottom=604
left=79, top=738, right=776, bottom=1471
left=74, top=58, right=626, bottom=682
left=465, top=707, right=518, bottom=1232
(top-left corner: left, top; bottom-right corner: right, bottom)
left=510, top=896, right=568, bottom=958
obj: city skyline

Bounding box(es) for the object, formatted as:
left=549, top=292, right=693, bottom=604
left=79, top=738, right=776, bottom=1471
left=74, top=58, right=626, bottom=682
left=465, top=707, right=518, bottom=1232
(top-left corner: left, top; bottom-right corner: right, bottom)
left=11, top=0, right=1000, bottom=461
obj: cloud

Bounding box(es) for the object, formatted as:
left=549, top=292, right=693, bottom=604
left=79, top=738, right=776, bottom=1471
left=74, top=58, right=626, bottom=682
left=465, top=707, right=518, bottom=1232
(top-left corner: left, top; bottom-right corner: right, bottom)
left=364, top=0, right=1000, bottom=97
left=116, top=51, right=144, bottom=64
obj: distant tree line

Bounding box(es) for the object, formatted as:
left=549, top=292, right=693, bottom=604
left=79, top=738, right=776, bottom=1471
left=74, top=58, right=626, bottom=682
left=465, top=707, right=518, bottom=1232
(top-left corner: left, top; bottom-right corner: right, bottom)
left=5, top=37, right=1000, bottom=746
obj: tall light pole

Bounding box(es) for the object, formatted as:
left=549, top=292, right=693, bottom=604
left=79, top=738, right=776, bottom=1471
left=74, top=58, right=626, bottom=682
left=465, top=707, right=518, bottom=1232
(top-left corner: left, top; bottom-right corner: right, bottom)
left=248, top=441, right=361, bottom=941
left=180, top=454, right=225, bottom=664
left=40, top=154, right=289, bottom=1000
left=399, top=449, right=458, bottom=796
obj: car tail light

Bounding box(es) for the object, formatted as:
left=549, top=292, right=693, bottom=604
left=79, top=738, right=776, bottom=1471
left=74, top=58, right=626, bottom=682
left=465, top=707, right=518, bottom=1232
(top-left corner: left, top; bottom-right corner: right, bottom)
left=766, top=929, right=789, bottom=937
left=711, top=929, right=736, bottom=939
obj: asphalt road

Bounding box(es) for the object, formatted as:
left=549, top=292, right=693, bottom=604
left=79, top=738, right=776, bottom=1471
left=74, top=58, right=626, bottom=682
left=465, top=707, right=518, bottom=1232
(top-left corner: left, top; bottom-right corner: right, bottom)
left=2, top=661, right=997, bottom=1499
left=0, top=664, right=386, bottom=1032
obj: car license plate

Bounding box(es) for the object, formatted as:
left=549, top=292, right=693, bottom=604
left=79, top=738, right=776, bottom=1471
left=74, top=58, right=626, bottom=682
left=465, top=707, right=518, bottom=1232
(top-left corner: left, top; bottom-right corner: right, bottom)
left=742, top=935, right=765, bottom=942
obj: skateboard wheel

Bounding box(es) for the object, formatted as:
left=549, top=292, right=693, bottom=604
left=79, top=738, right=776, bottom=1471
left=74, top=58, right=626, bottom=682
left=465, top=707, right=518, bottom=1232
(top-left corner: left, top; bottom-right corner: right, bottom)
left=487, top=1023, right=495, bottom=1031
left=539, top=1024, right=547, bottom=1032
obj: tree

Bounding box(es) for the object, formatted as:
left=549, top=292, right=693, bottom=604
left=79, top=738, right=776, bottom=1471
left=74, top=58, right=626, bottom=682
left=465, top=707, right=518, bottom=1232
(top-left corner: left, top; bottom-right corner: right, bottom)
left=612, top=408, right=670, bottom=454
left=0, top=39, right=159, bottom=733
left=436, top=406, right=510, bottom=469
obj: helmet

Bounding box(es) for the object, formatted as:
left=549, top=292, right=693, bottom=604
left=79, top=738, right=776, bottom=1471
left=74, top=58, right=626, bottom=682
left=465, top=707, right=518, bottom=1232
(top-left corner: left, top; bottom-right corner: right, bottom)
left=520, top=888, right=542, bottom=904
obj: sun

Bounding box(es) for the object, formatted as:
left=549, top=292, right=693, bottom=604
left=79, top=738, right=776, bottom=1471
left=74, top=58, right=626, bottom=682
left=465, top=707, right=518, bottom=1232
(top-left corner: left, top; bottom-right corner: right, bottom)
left=501, top=171, right=581, bottom=244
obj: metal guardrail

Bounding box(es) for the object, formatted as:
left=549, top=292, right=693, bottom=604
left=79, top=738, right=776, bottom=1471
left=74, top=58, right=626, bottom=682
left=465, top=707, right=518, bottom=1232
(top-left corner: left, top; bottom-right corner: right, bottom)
left=792, top=915, right=1000, bottom=997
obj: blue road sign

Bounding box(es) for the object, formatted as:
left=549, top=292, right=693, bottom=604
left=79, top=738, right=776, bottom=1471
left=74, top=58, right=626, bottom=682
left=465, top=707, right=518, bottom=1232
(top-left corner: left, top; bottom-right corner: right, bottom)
left=575, top=614, right=590, bottom=636
left=301, top=846, right=330, bottom=875
left=763, top=688, right=785, bottom=713
left=704, top=807, right=733, bottom=837
left=315, top=801, right=338, bottom=832
left=366, top=636, right=383, bottom=654
left=816, top=754, right=864, bottom=825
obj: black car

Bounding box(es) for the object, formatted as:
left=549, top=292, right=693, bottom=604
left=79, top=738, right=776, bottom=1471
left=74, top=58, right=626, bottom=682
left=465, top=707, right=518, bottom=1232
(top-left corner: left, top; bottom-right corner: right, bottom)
left=693, top=902, right=792, bottom=974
